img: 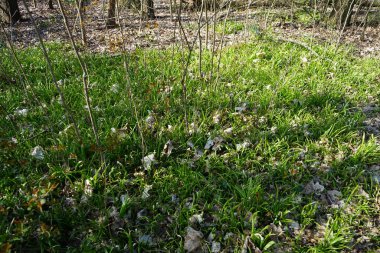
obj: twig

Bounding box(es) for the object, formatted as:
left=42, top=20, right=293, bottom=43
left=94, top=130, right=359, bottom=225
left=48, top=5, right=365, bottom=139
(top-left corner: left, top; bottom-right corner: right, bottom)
left=21, top=0, right=82, bottom=143
left=57, top=0, right=105, bottom=166
left=116, top=0, right=146, bottom=160
left=277, top=37, right=320, bottom=57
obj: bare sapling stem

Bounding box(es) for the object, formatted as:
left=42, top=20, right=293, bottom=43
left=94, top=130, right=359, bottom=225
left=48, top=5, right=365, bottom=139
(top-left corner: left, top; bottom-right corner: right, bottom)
left=57, top=0, right=105, bottom=166
left=116, top=1, right=147, bottom=159
left=264, top=0, right=278, bottom=29
left=215, top=0, right=232, bottom=86
left=176, top=4, right=208, bottom=131
left=0, top=23, right=44, bottom=110
left=335, top=0, right=357, bottom=49
left=75, top=0, right=87, bottom=47
left=197, top=0, right=205, bottom=77
left=169, top=0, right=174, bottom=21
left=360, top=0, right=374, bottom=41
left=205, top=0, right=209, bottom=47
left=21, top=0, right=82, bottom=143
left=209, top=0, right=217, bottom=82
left=177, top=0, right=191, bottom=50
left=244, top=0, right=252, bottom=39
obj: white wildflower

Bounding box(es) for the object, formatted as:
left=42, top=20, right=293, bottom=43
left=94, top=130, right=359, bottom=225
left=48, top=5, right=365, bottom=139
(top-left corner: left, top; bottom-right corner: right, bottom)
left=110, top=84, right=119, bottom=93
left=15, top=108, right=28, bottom=116
left=224, top=127, right=233, bottom=135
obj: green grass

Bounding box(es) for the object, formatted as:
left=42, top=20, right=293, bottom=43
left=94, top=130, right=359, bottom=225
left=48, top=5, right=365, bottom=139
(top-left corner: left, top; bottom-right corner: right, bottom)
left=1, top=36, right=380, bottom=252
left=216, top=21, right=245, bottom=35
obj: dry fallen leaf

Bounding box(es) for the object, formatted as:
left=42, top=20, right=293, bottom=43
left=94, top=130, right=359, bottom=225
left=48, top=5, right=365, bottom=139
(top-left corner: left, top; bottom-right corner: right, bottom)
left=304, top=180, right=325, bottom=195
left=204, top=138, right=214, bottom=150
left=189, top=213, right=203, bottom=225
left=223, top=127, right=233, bottom=135
left=142, top=185, right=153, bottom=199
left=162, top=140, right=174, bottom=157
left=30, top=146, right=45, bottom=160
left=211, top=241, right=221, bottom=253
left=142, top=153, right=156, bottom=170
left=236, top=140, right=251, bottom=151
left=184, top=227, right=203, bottom=252
left=145, top=111, right=155, bottom=128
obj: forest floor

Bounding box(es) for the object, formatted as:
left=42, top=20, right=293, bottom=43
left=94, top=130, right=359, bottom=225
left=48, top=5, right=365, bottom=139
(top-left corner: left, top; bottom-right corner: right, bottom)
left=4, top=0, right=380, bottom=56
left=1, top=1, right=380, bottom=253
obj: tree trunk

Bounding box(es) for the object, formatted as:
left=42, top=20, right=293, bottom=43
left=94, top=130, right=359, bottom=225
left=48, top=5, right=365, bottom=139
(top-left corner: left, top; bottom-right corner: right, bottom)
left=331, top=0, right=356, bottom=29
left=143, top=0, right=155, bottom=19
left=0, top=0, right=21, bottom=24
left=106, top=0, right=116, bottom=28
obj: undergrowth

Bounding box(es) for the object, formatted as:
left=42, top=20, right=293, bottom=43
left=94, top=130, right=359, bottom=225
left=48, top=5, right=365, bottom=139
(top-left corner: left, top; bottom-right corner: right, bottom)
left=1, top=36, right=380, bottom=252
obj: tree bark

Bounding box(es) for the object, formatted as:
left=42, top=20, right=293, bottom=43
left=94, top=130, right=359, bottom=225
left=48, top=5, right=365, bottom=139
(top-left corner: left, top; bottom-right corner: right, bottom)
left=0, top=0, right=21, bottom=24
left=106, top=0, right=116, bottom=27
left=143, top=0, right=155, bottom=19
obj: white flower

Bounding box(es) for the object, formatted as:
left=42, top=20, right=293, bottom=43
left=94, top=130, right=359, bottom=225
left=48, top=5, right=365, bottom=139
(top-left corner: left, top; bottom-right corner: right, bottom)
left=110, top=84, right=119, bottom=93
left=224, top=127, right=233, bottom=135
left=301, top=56, right=309, bottom=63
left=15, top=108, right=28, bottom=116
left=84, top=179, right=93, bottom=196
left=236, top=140, right=251, bottom=151
left=258, top=116, right=267, bottom=124
left=213, top=113, right=221, bottom=124
left=189, top=122, right=198, bottom=134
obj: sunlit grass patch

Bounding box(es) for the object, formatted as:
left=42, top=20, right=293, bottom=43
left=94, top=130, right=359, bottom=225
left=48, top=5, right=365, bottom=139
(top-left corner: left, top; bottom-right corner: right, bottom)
left=0, top=37, right=380, bottom=252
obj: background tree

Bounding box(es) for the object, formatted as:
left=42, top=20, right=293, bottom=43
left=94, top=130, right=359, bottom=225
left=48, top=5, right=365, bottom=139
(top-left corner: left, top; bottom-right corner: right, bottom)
left=330, top=0, right=357, bottom=28
left=106, top=0, right=116, bottom=27
left=143, top=0, right=154, bottom=19
left=0, top=0, right=21, bottom=24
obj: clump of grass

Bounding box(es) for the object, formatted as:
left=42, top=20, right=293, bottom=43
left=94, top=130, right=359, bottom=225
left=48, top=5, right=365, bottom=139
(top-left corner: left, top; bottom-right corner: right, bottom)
left=216, top=21, right=245, bottom=35
left=1, top=37, right=379, bottom=252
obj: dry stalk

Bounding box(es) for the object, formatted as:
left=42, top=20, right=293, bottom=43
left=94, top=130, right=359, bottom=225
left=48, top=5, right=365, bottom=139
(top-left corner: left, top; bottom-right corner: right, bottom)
left=57, top=0, right=105, bottom=166
left=75, top=0, right=87, bottom=47
left=359, top=0, right=374, bottom=41
left=215, top=0, right=232, bottom=85
left=116, top=0, right=147, bottom=159
left=209, top=0, right=218, bottom=82
left=0, top=23, right=43, bottom=108
left=175, top=2, right=210, bottom=131
left=335, top=0, right=357, bottom=49
left=197, top=0, right=205, bottom=77
left=177, top=0, right=191, bottom=50
left=20, top=0, right=82, bottom=143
